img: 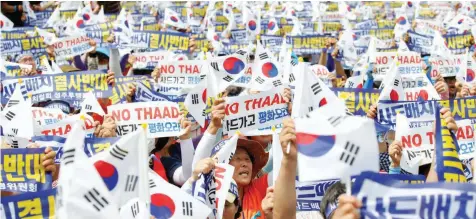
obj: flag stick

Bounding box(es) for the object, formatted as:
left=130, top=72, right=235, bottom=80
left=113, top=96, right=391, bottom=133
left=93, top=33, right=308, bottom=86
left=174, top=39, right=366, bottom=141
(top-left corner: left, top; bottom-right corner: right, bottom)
left=286, top=142, right=290, bottom=154
left=345, top=175, right=351, bottom=196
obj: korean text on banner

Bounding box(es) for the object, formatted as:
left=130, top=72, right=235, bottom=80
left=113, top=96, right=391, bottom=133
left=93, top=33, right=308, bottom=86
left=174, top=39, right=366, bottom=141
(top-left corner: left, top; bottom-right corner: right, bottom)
left=108, top=101, right=182, bottom=138
left=1, top=148, right=53, bottom=193
left=223, top=88, right=289, bottom=134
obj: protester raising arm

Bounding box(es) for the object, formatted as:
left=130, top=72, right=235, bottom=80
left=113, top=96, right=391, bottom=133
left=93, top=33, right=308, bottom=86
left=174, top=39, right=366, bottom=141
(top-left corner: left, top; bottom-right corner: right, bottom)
left=273, top=118, right=298, bottom=219
left=388, top=140, right=403, bottom=174
left=191, top=98, right=226, bottom=168
left=173, top=116, right=195, bottom=185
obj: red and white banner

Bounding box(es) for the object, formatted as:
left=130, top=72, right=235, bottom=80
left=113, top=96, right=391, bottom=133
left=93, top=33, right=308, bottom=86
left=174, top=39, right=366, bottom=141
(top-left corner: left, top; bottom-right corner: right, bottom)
left=374, top=52, right=422, bottom=80
left=396, top=115, right=435, bottom=174
left=53, top=35, right=93, bottom=58
left=455, top=120, right=475, bottom=160
left=107, top=101, right=182, bottom=138
left=223, top=88, right=289, bottom=134
left=157, top=61, right=204, bottom=88
left=132, top=51, right=170, bottom=69
left=35, top=114, right=96, bottom=137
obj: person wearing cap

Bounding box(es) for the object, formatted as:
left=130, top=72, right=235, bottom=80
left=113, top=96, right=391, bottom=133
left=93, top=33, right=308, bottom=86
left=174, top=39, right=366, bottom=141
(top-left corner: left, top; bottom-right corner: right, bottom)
left=189, top=97, right=272, bottom=219
left=182, top=157, right=243, bottom=219
left=15, top=53, right=40, bottom=76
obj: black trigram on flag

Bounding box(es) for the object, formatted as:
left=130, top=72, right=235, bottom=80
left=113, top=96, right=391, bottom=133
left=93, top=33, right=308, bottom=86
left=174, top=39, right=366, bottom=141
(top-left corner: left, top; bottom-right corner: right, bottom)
left=393, top=79, right=399, bottom=87
left=110, top=145, right=128, bottom=160
left=5, top=111, right=15, bottom=121
left=348, top=81, right=354, bottom=88
left=339, top=141, right=360, bottom=166
left=201, top=109, right=207, bottom=117
left=223, top=75, right=234, bottom=82
left=11, top=140, right=18, bottom=148
left=191, top=94, right=199, bottom=104
left=200, top=75, right=206, bottom=80
left=235, top=50, right=246, bottom=56
left=182, top=201, right=193, bottom=216
left=84, top=188, right=110, bottom=211
left=259, top=53, right=269, bottom=60
left=311, top=82, right=322, bottom=95
left=85, top=104, right=92, bottom=110
left=131, top=201, right=140, bottom=218
left=345, top=108, right=354, bottom=116
left=210, top=62, right=219, bottom=71
left=291, top=59, right=298, bottom=66
left=328, top=116, right=343, bottom=127
left=11, top=128, right=18, bottom=135
left=62, top=148, right=75, bottom=165
left=125, top=175, right=138, bottom=192
left=308, top=106, right=314, bottom=112
left=289, top=73, right=295, bottom=82
left=149, top=179, right=156, bottom=188
left=7, top=100, right=19, bottom=108
left=272, top=80, right=282, bottom=87
left=255, top=76, right=265, bottom=84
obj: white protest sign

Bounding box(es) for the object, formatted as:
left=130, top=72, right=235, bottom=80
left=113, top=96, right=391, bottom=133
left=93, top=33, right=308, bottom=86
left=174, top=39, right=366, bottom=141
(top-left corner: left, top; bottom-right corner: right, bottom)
left=132, top=51, right=170, bottom=69
left=107, top=101, right=182, bottom=138
left=223, top=89, right=289, bottom=134
left=455, top=119, right=475, bottom=160
left=35, top=114, right=96, bottom=137
left=395, top=114, right=435, bottom=171
left=310, top=64, right=332, bottom=87
left=429, top=54, right=466, bottom=78
left=192, top=163, right=234, bottom=219
left=214, top=164, right=234, bottom=219
left=53, top=35, right=93, bottom=58
left=374, top=52, right=422, bottom=80
left=157, top=60, right=203, bottom=88
left=32, top=107, right=68, bottom=121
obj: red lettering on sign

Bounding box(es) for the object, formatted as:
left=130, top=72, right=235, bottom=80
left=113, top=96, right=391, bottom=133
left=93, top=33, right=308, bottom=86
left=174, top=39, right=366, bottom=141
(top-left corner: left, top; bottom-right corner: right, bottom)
left=401, top=134, right=422, bottom=148
left=111, top=109, right=130, bottom=121
left=376, top=56, right=388, bottom=65
left=159, top=65, right=175, bottom=74
left=457, top=126, right=474, bottom=140
left=225, top=102, right=239, bottom=115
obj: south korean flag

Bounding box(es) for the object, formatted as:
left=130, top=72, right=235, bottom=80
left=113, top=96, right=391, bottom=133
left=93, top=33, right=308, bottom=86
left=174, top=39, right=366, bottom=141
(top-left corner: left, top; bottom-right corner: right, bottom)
left=91, top=129, right=150, bottom=207
left=379, top=61, right=439, bottom=102
left=149, top=170, right=212, bottom=219
left=292, top=65, right=339, bottom=118
left=207, top=49, right=249, bottom=97
left=243, top=5, right=260, bottom=38
left=164, top=8, right=187, bottom=29
left=184, top=79, right=208, bottom=127
left=296, top=115, right=379, bottom=182
left=251, top=41, right=283, bottom=91
left=56, top=123, right=120, bottom=219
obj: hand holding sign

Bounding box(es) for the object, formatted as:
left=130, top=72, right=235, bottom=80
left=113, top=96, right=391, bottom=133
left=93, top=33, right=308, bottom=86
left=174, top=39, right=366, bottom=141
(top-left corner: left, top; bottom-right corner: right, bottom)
left=126, top=83, right=136, bottom=103
left=366, top=104, right=377, bottom=119
left=94, top=115, right=117, bottom=138
left=106, top=70, right=116, bottom=86
left=28, top=143, right=57, bottom=173
left=192, top=157, right=216, bottom=181
left=440, top=107, right=457, bottom=132
left=389, top=140, right=403, bottom=168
